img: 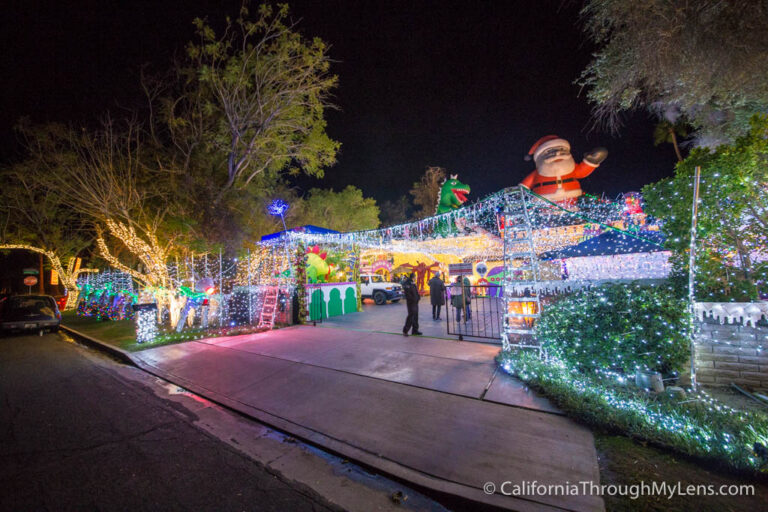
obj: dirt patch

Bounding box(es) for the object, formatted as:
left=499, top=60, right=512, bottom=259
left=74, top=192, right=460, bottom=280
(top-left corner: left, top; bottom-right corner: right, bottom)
left=703, top=386, right=768, bottom=415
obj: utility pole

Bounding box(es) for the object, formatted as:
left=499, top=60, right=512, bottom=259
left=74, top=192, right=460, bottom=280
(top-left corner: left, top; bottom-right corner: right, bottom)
left=687, top=166, right=702, bottom=389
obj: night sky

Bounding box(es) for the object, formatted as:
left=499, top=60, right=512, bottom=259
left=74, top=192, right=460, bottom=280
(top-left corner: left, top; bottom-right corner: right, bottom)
left=1, top=0, right=677, bottom=205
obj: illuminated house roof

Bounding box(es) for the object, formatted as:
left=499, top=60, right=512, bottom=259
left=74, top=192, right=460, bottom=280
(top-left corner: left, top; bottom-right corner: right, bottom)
left=261, top=225, right=339, bottom=242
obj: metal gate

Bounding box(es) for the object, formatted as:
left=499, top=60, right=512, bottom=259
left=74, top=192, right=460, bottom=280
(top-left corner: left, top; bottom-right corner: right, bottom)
left=445, top=284, right=504, bottom=342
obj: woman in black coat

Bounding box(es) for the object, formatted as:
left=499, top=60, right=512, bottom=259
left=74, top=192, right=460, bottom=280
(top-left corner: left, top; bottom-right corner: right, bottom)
left=428, top=272, right=446, bottom=320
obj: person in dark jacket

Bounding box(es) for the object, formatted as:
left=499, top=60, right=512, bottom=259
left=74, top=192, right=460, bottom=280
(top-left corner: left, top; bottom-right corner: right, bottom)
left=402, top=273, right=422, bottom=336
left=428, top=272, right=446, bottom=320
left=450, top=276, right=465, bottom=322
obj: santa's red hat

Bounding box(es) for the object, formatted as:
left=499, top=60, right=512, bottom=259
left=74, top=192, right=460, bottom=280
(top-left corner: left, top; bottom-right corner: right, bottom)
left=525, top=135, right=570, bottom=161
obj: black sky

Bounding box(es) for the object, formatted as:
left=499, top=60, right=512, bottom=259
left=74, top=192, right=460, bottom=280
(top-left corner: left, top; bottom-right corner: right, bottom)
left=1, top=0, right=676, bottom=205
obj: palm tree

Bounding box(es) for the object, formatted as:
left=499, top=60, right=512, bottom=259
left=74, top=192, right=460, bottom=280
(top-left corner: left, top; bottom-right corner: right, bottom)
left=653, top=120, right=689, bottom=163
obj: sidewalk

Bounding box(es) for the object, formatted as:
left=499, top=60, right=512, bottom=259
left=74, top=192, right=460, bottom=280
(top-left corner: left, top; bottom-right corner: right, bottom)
left=65, top=324, right=604, bottom=511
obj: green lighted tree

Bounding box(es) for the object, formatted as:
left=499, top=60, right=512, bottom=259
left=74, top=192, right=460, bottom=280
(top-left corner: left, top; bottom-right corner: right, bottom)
left=578, top=0, right=768, bottom=145
left=299, top=186, right=380, bottom=232
left=642, top=115, right=768, bottom=301
left=183, top=2, right=340, bottom=201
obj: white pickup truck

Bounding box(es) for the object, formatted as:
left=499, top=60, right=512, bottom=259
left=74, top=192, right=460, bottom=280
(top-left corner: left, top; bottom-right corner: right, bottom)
left=359, top=274, right=403, bottom=305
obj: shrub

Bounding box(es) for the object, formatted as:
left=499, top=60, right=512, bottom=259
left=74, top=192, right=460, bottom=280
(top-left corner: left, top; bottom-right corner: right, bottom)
left=537, top=283, right=690, bottom=376
left=497, top=351, right=768, bottom=473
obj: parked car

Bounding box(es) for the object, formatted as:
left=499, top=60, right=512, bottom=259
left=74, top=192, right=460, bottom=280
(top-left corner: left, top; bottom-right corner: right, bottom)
left=359, top=274, right=403, bottom=305
left=0, top=295, right=61, bottom=334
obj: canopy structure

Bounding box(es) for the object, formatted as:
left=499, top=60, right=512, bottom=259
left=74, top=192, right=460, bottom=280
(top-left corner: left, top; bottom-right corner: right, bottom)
left=261, top=224, right=339, bottom=242
left=540, top=229, right=666, bottom=260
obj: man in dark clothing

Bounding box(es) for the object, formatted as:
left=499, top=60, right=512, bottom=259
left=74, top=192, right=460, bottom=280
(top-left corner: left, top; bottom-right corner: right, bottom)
left=428, top=272, right=446, bottom=320
left=402, top=273, right=422, bottom=336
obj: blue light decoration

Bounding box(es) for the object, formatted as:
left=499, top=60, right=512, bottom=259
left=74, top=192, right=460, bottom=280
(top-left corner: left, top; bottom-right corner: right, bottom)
left=267, top=198, right=290, bottom=218
left=268, top=198, right=291, bottom=269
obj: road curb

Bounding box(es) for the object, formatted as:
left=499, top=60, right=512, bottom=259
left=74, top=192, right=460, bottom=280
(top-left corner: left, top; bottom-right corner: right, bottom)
left=59, top=325, right=137, bottom=367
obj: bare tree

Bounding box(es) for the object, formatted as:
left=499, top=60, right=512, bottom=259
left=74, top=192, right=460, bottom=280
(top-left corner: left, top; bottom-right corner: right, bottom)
left=410, top=166, right=447, bottom=219
left=0, top=161, right=96, bottom=309
left=21, top=120, right=188, bottom=325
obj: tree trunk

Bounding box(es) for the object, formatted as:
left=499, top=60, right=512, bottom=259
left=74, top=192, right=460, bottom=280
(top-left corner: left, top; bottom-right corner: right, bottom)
left=39, top=253, right=45, bottom=294
left=669, top=128, right=683, bottom=162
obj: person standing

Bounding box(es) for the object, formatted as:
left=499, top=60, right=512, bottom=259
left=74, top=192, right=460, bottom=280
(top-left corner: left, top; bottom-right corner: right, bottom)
left=450, top=276, right=465, bottom=323
left=428, top=271, right=446, bottom=320
left=402, top=273, right=422, bottom=336
left=462, top=275, right=472, bottom=320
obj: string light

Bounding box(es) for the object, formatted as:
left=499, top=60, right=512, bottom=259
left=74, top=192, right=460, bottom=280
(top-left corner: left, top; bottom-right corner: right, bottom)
left=134, top=303, right=159, bottom=343
left=0, top=243, right=100, bottom=310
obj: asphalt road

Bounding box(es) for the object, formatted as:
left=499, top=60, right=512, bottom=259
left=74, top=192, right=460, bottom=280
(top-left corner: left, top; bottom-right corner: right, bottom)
left=0, top=332, right=341, bottom=512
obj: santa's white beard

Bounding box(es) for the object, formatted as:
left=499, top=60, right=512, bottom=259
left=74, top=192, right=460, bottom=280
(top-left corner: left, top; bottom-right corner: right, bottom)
left=536, top=156, right=575, bottom=177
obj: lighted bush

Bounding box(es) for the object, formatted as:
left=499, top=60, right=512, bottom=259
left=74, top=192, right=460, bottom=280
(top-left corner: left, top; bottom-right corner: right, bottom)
left=537, top=283, right=690, bottom=376
left=497, top=351, right=768, bottom=473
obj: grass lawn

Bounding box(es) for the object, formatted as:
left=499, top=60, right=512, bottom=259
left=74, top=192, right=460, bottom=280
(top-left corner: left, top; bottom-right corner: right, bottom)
left=61, top=311, right=268, bottom=352
left=61, top=311, right=137, bottom=351
left=597, top=434, right=768, bottom=511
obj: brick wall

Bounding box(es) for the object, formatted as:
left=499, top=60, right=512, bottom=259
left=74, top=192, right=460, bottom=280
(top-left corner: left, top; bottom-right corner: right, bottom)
left=694, top=322, right=768, bottom=389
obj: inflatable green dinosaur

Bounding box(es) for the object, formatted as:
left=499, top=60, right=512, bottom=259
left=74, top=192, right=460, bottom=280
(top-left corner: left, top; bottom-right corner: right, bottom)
left=306, top=245, right=334, bottom=283
left=435, top=175, right=471, bottom=214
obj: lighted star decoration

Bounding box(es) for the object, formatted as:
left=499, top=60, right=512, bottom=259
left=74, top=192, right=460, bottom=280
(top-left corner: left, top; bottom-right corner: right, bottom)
left=267, top=199, right=290, bottom=217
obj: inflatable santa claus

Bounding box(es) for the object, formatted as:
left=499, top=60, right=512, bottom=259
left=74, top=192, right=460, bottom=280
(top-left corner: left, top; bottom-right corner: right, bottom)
left=519, top=135, right=607, bottom=202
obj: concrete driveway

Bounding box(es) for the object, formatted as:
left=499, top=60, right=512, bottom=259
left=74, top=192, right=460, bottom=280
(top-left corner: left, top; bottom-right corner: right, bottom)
left=128, top=325, right=603, bottom=511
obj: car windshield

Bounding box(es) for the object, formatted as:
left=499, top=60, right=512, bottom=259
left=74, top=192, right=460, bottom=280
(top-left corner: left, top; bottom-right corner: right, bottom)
left=7, top=296, right=56, bottom=318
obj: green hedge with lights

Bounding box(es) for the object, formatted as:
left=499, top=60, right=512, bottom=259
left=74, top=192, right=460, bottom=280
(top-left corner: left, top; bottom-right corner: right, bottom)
left=500, top=283, right=768, bottom=472
left=537, top=283, right=691, bottom=376
left=497, top=351, right=768, bottom=473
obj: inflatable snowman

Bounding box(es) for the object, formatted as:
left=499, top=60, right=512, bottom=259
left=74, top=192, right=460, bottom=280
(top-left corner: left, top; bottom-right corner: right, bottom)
left=519, top=135, right=607, bottom=202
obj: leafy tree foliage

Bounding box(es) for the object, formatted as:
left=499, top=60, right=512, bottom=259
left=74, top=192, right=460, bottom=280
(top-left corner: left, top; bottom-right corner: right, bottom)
left=579, top=0, right=768, bottom=145
left=409, top=166, right=446, bottom=219
left=184, top=3, right=339, bottom=197
left=299, top=186, right=380, bottom=232
left=379, top=196, right=412, bottom=225
left=141, top=2, right=341, bottom=248
left=642, top=115, right=768, bottom=301
left=5, top=3, right=346, bottom=309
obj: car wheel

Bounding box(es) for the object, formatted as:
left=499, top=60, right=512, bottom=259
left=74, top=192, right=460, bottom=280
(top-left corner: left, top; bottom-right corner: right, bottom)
left=50, top=326, right=59, bottom=333
left=373, top=291, right=386, bottom=305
